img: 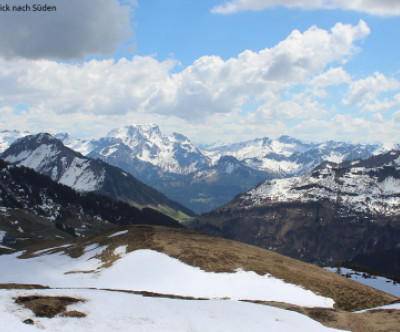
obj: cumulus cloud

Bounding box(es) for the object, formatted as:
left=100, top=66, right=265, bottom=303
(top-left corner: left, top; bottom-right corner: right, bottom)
left=291, top=113, right=400, bottom=144
left=309, top=67, right=350, bottom=87
left=147, top=20, right=370, bottom=118
left=0, top=56, right=178, bottom=116
left=258, top=93, right=329, bottom=121
left=0, top=21, right=369, bottom=122
left=361, top=94, right=400, bottom=113
left=211, top=0, right=400, bottom=16
left=393, top=110, right=400, bottom=123
left=342, top=72, right=400, bottom=108
left=4, top=20, right=396, bottom=144
left=0, top=0, right=134, bottom=60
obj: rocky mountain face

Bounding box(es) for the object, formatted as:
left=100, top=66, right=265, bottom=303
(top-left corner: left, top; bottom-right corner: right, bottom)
left=2, top=127, right=399, bottom=214
left=1, top=133, right=195, bottom=220
left=0, top=159, right=183, bottom=250
left=191, top=151, right=400, bottom=270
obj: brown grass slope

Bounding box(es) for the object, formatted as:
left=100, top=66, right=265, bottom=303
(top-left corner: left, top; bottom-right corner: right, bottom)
left=16, top=225, right=398, bottom=312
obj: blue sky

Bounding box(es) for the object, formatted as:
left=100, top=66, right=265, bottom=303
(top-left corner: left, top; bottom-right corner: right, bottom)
left=1, top=0, right=400, bottom=144
left=134, top=1, right=395, bottom=70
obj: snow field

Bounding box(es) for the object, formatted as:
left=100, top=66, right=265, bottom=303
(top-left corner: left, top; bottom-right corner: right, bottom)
left=0, top=288, right=347, bottom=332
left=0, top=248, right=334, bottom=308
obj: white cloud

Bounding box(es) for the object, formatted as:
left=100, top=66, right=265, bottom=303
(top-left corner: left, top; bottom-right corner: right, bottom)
left=292, top=113, right=400, bottom=144
left=211, top=0, right=400, bottom=16
left=4, top=20, right=397, bottom=144
left=309, top=67, right=350, bottom=87
left=361, top=94, right=400, bottom=113
left=0, top=0, right=134, bottom=60
left=145, top=20, right=370, bottom=119
left=0, top=21, right=369, bottom=124
left=393, top=110, right=400, bottom=123
left=258, top=93, right=329, bottom=121
left=0, top=56, right=177, bottom=115
left=342, top=72, right=400, bottom=109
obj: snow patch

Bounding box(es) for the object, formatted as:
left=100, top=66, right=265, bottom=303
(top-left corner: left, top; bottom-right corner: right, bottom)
left=33, top=244, right=73, bottom=256
left=356, top=302, right=400, bottom=312
left=113, top=245, right=128, bottom=257
left=325, top=267, right=400, bottom=298
left=108, top=230, right=129, bottom=238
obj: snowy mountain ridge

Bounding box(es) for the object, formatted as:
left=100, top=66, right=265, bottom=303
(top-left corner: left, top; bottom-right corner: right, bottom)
left=2, top=133, right=105, bottom=192
left=2, top=126, right=396, bottom=179
left=54, top=133, right=95, bottom=156
left=0, top=159, right=183, bottom=242
left=0, top=133, right=195, bottom=218
left=102, top=124, right=210, bottom=175
left=193, top=150, right=400, bottom=264
left=51, top=127, right=400, bottom=179
left=239, top=150, right=400, bottom=216
left=1, top=126, right=399, bottom=213
left=203, top=136, right=385, bottom=176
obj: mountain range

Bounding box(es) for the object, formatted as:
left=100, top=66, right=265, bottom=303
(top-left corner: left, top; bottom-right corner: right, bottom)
left=0, top=133, right=194, bottom=220
left=2, top=126, right=399, bottom=276
left=192, top=150, right=400, bottom=276
left=2, top=126, right=398, bottom=213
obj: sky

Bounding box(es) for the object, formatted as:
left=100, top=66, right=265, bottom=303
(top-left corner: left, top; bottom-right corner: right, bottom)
left=1, top=0, right=400, bottom=145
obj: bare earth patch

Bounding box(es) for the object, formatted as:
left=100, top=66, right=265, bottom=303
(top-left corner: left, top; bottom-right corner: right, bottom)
left=15, top=295, right=85, bottom=318
left=61, top=310, right=87, bottom=318
left=0, top=283, right=49, bottom=290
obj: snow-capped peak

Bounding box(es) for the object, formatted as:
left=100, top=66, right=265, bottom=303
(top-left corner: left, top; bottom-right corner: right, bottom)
left=55, top=133, right=94, bottom=156
left=103, top=124, right=210, bottom=175
left=107, top=124, right=161, bottom=142
left=2, top=133, right=105, bottom=192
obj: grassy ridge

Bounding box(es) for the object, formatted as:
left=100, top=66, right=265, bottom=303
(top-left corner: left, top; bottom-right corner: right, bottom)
left=17, top=225, right=399, bottom=312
